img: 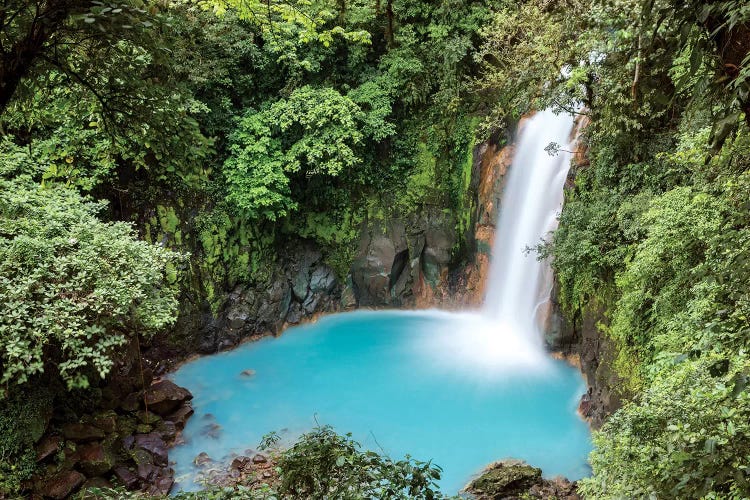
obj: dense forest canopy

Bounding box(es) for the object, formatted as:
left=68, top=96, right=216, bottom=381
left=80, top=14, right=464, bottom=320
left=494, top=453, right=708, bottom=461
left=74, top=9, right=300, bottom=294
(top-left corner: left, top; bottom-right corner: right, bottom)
left=0, top=0, right=750, bottom=497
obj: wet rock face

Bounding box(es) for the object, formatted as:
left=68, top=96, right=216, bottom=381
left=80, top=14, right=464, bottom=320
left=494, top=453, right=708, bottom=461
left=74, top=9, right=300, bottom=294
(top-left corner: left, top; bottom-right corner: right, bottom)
left=465, top=460, right=579, bottom=500
left=546, top=287, right=624, bottom=429
left=185, top=244, right=345, bottom=355
left=351, top=211, right=457, bottom=307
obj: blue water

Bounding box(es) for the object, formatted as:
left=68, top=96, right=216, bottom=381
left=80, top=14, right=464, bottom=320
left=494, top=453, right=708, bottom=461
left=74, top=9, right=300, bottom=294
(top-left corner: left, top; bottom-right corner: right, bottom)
left=170, top=310, right=592, bottom=494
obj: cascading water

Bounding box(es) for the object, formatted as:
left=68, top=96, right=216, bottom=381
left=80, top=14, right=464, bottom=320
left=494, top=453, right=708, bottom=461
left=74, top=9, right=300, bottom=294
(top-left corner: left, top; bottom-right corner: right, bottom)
left=484, top=109, right=576, bottom=339
left=425, top=109, right=576, bottom=374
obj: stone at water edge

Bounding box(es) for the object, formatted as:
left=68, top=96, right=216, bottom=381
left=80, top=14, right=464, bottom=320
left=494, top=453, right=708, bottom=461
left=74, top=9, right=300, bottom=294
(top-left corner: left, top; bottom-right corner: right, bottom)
left=134, top=432, right=169, bottom=466
left=464, top=460, right=580, bottom=500
left=165, top=402, right=194, bottom=430
left=143, top=380, right=193, bottom=415
left=231, top=456, right=252, bottom=470
left=194, top=452, right=213, bottom=466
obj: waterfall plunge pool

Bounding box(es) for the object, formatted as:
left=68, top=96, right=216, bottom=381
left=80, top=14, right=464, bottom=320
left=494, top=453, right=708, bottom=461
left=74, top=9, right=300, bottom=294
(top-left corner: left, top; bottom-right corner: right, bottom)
left=169, top=309, right=592, bottom=494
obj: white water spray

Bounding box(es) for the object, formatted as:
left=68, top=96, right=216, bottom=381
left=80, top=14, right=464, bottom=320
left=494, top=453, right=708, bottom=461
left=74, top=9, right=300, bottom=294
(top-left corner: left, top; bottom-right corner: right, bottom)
left=423, top=109, right=576, bottom=375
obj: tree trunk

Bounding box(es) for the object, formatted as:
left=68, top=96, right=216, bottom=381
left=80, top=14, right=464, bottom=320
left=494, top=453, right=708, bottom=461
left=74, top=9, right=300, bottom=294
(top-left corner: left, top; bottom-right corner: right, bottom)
left=385, top=0, right=394, bottom=48
left=704, top=17, right=750, bottom=126
left=337, top=0, right=346, bottom=25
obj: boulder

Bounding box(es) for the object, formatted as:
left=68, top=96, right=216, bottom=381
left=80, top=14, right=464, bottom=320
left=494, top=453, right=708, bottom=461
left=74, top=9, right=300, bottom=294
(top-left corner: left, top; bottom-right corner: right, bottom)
left=464, top=460, right=543, bottom=499
left=62, top=423, right=105, bottom=443
left=194, top=452, right=212, bottom=466
left=75, top=442, right=115, bottom=477
left=156, top=419, right=177, bottom=442
left=113, top=466, right=140, bottom=490
left=134, top=432, right=169, bottom=466
left=36, top=435, right=62, bottom=462
left=144, top=380, right=192, bottom=415
left=90, top=411, right=117, bottom=434
left=137, top=462, right=159, bottom=482
left=147, top=471, right=175, bottom=496
left=165, top=403, right=194, bottom=430
left=201, top=422, right=222, bottom=439
left=37, top=470, right=85, bottom=499
left=231, top=456, right=251, bottom=470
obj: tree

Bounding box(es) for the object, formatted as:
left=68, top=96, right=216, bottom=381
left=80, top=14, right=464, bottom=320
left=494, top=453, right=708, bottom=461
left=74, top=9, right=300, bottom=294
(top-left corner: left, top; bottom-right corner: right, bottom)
left=224, top=84, right=394, bottom=220
left=0, top=0, right=157, bottom=114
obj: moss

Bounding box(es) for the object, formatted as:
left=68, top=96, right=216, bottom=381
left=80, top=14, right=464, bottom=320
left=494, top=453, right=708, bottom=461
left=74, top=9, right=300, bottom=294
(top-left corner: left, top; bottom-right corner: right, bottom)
left=0, top=388, right=53, bottom=495
left=466, top=461, right=542, bottom=499
left=157, top=205, right=180, bottom=236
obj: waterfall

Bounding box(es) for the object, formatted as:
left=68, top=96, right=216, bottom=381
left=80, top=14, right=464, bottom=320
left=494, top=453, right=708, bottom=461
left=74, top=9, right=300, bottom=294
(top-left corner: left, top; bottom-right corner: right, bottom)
left=421, top=109, right=576, bottom=376
left=483, top=109, right=576, bottom=345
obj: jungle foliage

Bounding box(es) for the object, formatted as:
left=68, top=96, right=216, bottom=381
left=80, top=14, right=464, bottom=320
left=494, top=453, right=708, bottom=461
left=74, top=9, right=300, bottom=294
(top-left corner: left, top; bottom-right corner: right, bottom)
left=2, top=0, right=750, bottom=497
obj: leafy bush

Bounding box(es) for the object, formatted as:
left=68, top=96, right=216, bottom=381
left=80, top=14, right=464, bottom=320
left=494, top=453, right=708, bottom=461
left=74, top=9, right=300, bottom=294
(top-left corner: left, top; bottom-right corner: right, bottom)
left=0, top=177, right=182, bottom=390
left=580, top=355, right=750, bottom=499
left=268, top=425, right=446, bottom=499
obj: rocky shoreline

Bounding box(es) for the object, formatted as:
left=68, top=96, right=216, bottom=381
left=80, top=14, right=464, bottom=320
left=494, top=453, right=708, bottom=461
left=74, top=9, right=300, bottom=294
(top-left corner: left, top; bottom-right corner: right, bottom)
left=28, top=373, right=193, bottom=498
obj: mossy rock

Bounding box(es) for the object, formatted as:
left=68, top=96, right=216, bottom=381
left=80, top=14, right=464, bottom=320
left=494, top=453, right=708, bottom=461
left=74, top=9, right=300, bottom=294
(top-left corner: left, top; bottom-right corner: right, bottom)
left=136, top=410, right=162, bottom=426
left=465, top=460, right=543, bottom=499
left=116, top=416, right=137, bottom=437
left=135, top=424, right=153, bottom=434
